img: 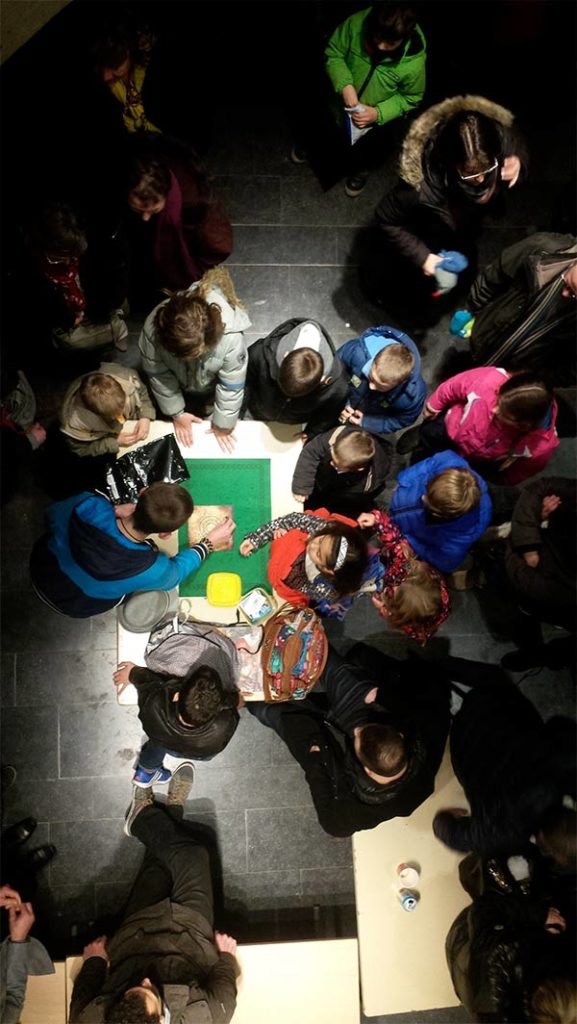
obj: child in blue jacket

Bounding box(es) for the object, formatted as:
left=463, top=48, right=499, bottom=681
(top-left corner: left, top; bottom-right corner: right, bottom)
left=338, top=326, right=426, bottom=436
left=389, top=450, right=493, bottom=573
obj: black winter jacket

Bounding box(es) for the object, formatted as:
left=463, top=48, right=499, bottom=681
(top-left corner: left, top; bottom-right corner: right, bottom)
left=291, top=423, right=392, bottom=515
left=375, top=95, right=526, bottom=267
left=244, top=319, right=349, bottom=437
left=468, top=232, right=577, bottom=379
left=504, top=475, right=576, bottom=628
left=434, top=685, right=577, bottom=854
left=275, top=646, right=450, bottom=837
left=446, top=851, right=575, bottom=1023
left=131, top=665, right=239, bottom=759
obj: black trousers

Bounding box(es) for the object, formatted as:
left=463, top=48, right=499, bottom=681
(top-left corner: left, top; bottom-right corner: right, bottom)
left=125, top=805, right=213, bottom=926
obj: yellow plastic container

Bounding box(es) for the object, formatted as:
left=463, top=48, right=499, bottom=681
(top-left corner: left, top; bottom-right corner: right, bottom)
left=206, top=572, right=242, bottom=607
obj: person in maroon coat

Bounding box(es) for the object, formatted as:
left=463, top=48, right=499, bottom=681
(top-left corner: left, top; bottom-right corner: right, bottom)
left=123, top=134, right=233, bottom=308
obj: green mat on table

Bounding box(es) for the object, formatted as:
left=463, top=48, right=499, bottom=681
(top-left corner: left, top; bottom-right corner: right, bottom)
left=178, top=459, right=271, bottom=597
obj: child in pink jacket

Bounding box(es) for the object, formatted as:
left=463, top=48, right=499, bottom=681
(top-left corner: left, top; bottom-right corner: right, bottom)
left=419, top=368, right=559, bottom=485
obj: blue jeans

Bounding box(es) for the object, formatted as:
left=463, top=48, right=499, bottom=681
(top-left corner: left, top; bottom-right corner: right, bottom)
left=138, top=740, right=184, bottom=772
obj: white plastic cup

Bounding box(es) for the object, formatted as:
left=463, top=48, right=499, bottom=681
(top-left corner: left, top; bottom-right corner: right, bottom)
left=397, top=863, right=420, bottom=888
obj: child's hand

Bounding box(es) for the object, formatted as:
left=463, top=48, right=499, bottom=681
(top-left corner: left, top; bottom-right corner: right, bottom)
left=207, top=424, right=236, bottom=454
left=118, top=425, right=140, bottom=447
left=347, top=409, right=363, bottom=426
left=357, top=512, right=376, bottom=529
left=207, top=516, right=236, bottom=551
left=173, top=412, right=203, bottom=448
left=422, top=403, right=438, bottom=419
left=293, top=494, right=307, bottom=503
left=239, top=539, right=255, bottom=557
left=215, top=931, right=238, bottom=956
left=134, top=418, right=151, bottom=443
left=273, top=528, right=287, bottom=539
left=422, top=253, right=443, bottom=277
left=541, top=494, right=561, bottom=519
left=340, top=406, right=354, bottom=422
left=113, top=662, right=135, bottom=694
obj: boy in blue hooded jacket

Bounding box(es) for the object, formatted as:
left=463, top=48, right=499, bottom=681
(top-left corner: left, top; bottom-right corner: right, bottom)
left=338, top=325, right=426, bottom=435
left=389, top=450, right=493, bottom=573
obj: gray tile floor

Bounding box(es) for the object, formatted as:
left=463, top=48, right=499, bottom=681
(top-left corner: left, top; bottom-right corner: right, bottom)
left=1, top=101, right=575, bottom=1024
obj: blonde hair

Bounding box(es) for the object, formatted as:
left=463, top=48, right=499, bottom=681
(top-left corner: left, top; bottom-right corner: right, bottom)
left=332, top=429, right=376, bottom=471
left=79, top=374, right=125, bottom=419
left=372, top=343, right=414, bottom=388
left=425, top=468, right=481, bottom=519
left=382, top=561, right=443, bottom=630
left=532, top=978, right=577, bottom=1024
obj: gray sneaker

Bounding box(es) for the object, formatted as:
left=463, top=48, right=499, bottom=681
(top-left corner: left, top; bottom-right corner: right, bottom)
left=167, top=763, right=195, bottom=807
left=124, top=786, right=154, bottom=837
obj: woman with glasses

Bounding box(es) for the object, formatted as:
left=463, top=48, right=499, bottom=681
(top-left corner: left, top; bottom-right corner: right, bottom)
left=366, top=95, right=526, bottom=325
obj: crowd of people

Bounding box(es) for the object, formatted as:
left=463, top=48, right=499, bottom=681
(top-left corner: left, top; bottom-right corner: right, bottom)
left=1, top=3, right=576, bottom=1022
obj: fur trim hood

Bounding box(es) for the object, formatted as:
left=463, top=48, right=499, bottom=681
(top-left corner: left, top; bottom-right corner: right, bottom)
left=399, top=94, right=515, bottom=187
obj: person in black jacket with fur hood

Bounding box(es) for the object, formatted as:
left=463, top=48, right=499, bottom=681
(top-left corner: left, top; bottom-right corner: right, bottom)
left=369, top=95, right=527, bottom=322
left=434, top=676, right=576, bottom=856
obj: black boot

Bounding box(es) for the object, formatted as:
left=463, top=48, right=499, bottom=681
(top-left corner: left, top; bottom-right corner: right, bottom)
left=2, top=817, right=37, bottom=850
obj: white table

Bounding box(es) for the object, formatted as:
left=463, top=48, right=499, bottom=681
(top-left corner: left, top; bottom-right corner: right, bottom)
left=117, top=419, right=303, bottom=703
left=353, top=745, right=469, bottom=1016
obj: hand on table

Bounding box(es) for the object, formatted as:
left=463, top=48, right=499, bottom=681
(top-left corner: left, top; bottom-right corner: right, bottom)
left=207, top=516, right=236, bottom=551
left=207, top=424, right=236, bottom=453
left=9, top=902, right=35, bottom=942
left=215, top=931, right=237, bottom=955
left=82, top=936, right=109, bottom=961
left=113, top=661, right=135, bottom=695
left=173, top=412, right=203, bottom=447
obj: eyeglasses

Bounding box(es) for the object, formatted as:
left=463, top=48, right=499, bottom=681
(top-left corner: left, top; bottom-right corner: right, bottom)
left=458, top=160, right=499, bottom=182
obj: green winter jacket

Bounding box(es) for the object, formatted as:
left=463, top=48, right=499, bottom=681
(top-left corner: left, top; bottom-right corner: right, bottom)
left=325, top=8, right=426, bottom=126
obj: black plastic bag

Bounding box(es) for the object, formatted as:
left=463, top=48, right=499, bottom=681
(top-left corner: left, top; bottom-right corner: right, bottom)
left=105, top=434, right=190, bottom=504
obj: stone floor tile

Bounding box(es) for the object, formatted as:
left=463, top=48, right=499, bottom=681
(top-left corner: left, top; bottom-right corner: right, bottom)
left=3, top=777, right=95, bottom=826
left=49, top=819, right=143, bottom=887
left=246, top=806, right=353, bottom=871
left=1, top=706, right=59, bottom=781
left=16, top=650, right=117, bottom=706
left=213, top=174, right=281, bottom=224
left=59, top=705, right=143, bottom=779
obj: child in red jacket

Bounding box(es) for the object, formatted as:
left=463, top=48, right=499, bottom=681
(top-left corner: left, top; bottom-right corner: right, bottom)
left=239, top=508, right=383, bottom=619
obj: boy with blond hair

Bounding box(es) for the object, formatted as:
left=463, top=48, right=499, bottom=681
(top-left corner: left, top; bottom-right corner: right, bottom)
left=292, top=423, right=392, bottom=516
left=338, top=325, right=425, bottom=435
left=389, top=450, right=492, bottom=573
left=59, top=362, right=156, bottom=456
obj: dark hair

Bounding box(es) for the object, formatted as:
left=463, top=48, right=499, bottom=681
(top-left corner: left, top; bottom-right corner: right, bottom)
left=127, top=152, right=172, bottom=205
left=312, top=521, right=368, bottom=596
left=435, top=111, right=503, bottom=175
left=107, top=991, right=160, bottom=1024
left=357, top=723, right=408, bottom=776
left=29, top=202, right=87, bottom=258
left=365, top=3, right=417, bottom=47
left=497, top=371, right=553, bottom=429
left=132, top=483, right=193, bottom=534
left=178, top=665, right=237, bottom=726
left=155, top=293, right=224, bottom=358
left=536, top=805, right=577, bottom=873
left=92, top=24, right=134, bottom=71
left=278, top=348, right=323, bottom=397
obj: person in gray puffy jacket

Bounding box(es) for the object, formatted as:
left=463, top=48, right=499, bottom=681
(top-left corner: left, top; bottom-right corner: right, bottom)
left=139, top=267, right=251, bottom=453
